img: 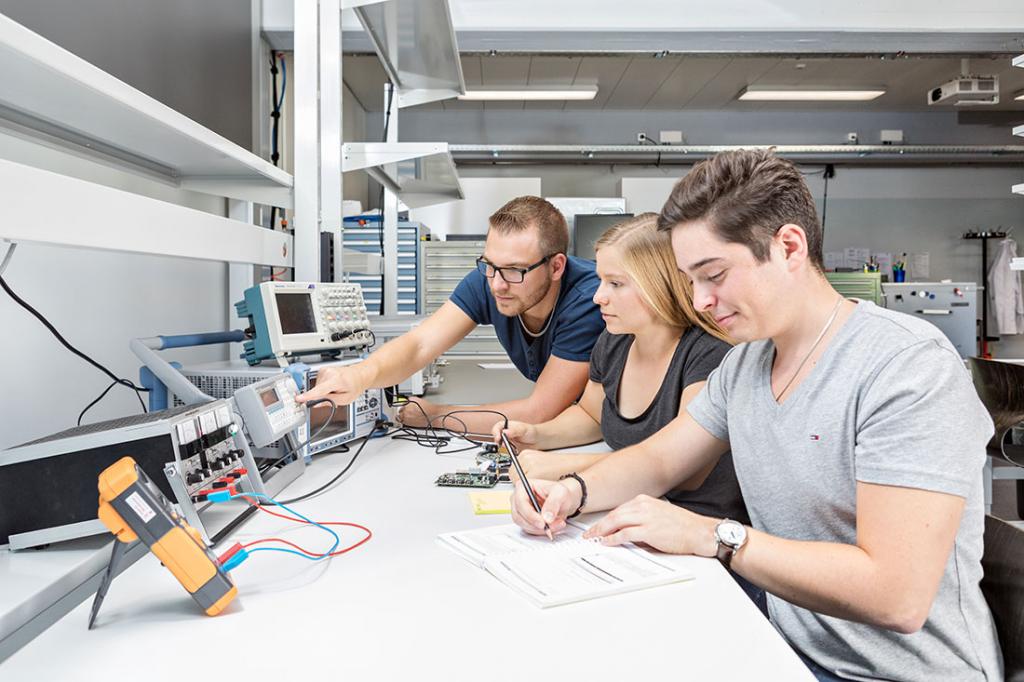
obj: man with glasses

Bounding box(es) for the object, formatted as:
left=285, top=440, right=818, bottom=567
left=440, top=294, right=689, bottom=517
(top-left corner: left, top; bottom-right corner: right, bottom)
left=297, top=196, right=604, bottom=434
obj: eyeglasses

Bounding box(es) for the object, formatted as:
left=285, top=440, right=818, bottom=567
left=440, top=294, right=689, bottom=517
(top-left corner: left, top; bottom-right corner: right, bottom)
left=475, top=255, right=551, bottom=284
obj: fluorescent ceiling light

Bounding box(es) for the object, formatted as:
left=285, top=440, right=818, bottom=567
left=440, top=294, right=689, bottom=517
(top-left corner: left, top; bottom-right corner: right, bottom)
left=1015, top=91, right=1024, bottom=101
left=458, top=86, right=598, bottom=101
left=738, top=86, right=886, bottom=102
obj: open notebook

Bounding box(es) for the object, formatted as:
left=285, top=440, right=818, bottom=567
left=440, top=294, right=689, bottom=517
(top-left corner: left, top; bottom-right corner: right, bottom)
left=437, top=521, right=694, bottom=608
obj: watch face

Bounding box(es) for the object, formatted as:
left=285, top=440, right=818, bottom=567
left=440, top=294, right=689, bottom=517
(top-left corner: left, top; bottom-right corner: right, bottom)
left=718, top=521, right=746, bottom=546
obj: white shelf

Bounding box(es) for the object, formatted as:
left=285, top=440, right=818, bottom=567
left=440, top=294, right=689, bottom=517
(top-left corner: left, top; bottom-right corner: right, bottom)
left=0, top=14, right=293, bottom=207
left=353, top=0, right=465, bottom=108
left=343, top=142, right=463, bottom=208
left=0, top=159, right=293, bottom=267
left=262, top=0, right=465, bottom=108
left=342, top=248, right=383, bottom=275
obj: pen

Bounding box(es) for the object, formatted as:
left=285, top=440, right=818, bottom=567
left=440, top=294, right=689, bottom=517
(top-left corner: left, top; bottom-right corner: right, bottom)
left=500, top=430, right=554, bottom=541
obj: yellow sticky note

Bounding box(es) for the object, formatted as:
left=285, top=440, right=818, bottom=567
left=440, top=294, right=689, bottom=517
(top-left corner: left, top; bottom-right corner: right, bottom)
left=469, top=491, right=512, bottom=515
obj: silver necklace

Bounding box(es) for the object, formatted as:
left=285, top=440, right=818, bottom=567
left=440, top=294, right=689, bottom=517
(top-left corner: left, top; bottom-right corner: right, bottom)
left=518, top=287, right=560, bottom=339
left=773, top=296, right=844, bottom=402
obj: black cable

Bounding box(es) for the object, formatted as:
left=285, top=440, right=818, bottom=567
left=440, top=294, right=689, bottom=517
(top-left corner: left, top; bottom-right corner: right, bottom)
left=389, top=400, right=509, bottom=456
left=277, top=432, right=372, bottom=504
left=269, top=51, right=282, bottom=236
left=377, top=83, right=395, bottom=315
left=0, top=273, right=149, bottom=412
left=270, top=51, right=282, bottom=166
left=821, top=164, right=835, bottom=238
left=77, top=380, right=118, bottom=426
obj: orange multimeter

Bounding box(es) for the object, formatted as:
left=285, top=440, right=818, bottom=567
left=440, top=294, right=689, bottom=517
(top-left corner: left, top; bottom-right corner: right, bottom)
left=91, top=456, right=236, bottom=628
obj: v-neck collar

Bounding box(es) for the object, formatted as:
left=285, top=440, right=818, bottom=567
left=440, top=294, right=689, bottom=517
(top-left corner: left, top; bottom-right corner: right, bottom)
left=760, top=300, right=864, bottom=412
left=614, top=329, right=687, bottom=421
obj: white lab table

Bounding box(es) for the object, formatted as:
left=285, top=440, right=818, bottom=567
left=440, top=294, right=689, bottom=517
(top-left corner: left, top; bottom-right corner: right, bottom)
left=1, top=436, right=813, bottom=680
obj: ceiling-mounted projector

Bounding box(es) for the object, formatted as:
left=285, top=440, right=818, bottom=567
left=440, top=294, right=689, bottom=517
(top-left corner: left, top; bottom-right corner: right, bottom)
left=928, top=75, right=999, bottom=106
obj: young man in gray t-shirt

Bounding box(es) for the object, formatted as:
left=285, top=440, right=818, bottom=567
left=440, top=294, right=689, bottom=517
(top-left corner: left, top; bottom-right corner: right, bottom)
left=509, top=150, right=1003, bottom=681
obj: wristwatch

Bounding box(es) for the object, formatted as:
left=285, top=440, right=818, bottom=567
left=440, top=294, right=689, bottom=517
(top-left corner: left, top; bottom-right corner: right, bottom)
left=714, top=519, right=748, bottom=569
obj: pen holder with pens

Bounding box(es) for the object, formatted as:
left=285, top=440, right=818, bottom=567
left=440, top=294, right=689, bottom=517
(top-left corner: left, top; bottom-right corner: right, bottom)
left=893, top=269, right=906, bottom=282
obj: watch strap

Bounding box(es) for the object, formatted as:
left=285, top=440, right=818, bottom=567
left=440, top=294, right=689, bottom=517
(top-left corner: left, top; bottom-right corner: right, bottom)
left=716, top=541, right=737, bottom=570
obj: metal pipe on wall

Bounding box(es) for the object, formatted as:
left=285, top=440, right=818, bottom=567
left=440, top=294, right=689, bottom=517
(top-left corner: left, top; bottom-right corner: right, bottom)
left=451, top=144, right=1024, bottom=166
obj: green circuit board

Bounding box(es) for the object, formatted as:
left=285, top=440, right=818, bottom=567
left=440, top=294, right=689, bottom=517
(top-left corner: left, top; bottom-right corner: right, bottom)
left=435, top=471, right=498, bottom=488
left=475, top=450, right=512, bottom=468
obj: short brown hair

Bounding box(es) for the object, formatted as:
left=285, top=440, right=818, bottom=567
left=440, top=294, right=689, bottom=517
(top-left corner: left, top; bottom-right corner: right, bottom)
left=657, top=149, right=824, bottom=271
left=488, top=196, right=568, bottom=257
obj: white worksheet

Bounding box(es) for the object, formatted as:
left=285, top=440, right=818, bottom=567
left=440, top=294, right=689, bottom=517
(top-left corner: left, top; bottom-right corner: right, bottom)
left=438, top=522, right=693, bottom=608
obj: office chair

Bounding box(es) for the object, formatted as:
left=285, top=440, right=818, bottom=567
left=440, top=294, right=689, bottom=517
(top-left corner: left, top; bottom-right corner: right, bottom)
left=981, top=515, right=1024, bottom=681
left=968, top=357, right=1024, bottom=518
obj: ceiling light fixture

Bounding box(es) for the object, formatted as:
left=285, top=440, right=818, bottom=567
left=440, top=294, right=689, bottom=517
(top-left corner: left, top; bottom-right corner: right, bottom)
left=458, top=86, right=598, bottom=101
left=738, top=86, right=886, bottom=102
left=1015, top=90, right=1024, bottom=101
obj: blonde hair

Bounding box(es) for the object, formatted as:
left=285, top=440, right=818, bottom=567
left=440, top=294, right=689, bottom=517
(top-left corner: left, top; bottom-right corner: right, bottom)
left=595, top=213, right=731, bottom=343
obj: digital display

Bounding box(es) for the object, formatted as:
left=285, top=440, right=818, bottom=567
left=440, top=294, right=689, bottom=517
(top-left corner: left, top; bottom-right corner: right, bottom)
left=275, top=292, right=317, bottom=335
left=307, top=375, right=351, bottom=439
left=260, top=387, right=280, bottom=408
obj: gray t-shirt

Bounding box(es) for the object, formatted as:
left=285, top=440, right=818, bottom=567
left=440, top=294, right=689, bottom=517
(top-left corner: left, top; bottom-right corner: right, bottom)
left=589, top=327, right=749, bottom=524
left=687, top=301, right=1003, bottom=681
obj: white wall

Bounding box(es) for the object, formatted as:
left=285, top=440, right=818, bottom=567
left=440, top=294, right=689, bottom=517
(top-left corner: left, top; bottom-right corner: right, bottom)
left=0, top=133, right=233, bottom=449
left=0, top=0, right=267, bottom=449
left=453, top=163, right=1024, bottom=356
left=409, top=177, right=542, bottom=238
left=279, top=53, right=369, bottom=211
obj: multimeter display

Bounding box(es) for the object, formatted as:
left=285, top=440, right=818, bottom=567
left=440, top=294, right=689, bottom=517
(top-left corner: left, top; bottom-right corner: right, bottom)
left=275, top=292, right=317, bottom=335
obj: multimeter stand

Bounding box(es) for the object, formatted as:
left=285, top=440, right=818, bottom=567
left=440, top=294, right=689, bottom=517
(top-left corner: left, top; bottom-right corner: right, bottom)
left=88, top=539, right=135, bottom=629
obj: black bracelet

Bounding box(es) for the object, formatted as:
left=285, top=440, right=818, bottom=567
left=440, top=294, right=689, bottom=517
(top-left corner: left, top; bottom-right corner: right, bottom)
left=559, top=472, right=587, bottom=519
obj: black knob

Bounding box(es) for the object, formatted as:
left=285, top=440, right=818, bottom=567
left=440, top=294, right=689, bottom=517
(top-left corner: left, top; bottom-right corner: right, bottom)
left=186, top=472, right=202, bottom=485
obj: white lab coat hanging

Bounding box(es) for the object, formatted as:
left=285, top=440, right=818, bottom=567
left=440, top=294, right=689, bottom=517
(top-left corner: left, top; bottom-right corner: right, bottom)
left=988, top=237, right=1024, bottom=335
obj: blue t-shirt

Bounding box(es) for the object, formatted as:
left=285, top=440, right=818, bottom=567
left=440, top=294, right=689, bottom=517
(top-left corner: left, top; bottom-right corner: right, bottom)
left=449, top=256, right=604, bottom=381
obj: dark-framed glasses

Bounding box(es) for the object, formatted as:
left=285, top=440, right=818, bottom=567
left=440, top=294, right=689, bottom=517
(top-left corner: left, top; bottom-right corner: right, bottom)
left=475, top=255, right=551, bottom=284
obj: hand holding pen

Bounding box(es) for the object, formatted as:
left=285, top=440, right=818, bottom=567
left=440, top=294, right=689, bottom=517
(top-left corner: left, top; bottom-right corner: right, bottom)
left=501, top=431, right=557, bottom=541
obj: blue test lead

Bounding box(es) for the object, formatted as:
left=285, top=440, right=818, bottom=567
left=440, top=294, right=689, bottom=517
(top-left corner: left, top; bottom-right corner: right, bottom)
left=208, top=490, right=341, bottom=561
left=220, top=549, right=250, bottom=572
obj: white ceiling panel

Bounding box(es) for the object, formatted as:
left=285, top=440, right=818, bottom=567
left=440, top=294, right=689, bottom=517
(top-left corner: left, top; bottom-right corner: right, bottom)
left=645, top=57, right=733, bottom=109
left=525, top=56, right=584, bottom=110
left=478, top=55, right=531, bottom=110
left=345, top=53, right=1024, bottom=113
left=603, top=57, right=685, bottom=109
left=685, top=57, right=781, bottom=108
left=443, top=55, right=483, bottom=110
left=564, top=56, right=633, bottom=110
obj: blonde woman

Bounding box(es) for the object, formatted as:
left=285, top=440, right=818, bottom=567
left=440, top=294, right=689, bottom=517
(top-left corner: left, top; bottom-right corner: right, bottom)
left=492, top=213, right=747, bottom=526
